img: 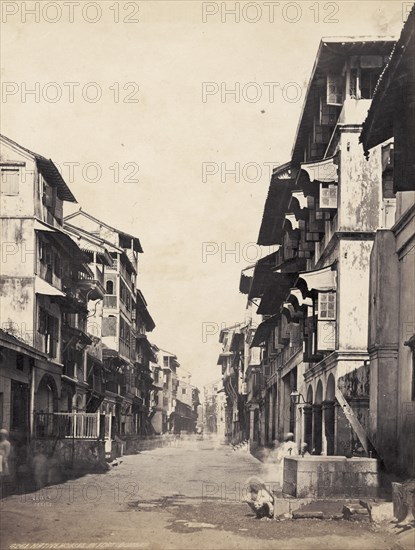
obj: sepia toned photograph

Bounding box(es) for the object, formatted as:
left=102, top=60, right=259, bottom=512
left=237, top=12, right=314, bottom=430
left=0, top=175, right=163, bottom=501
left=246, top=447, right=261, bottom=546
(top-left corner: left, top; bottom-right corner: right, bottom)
left=0, top=1, right=414, bottom=549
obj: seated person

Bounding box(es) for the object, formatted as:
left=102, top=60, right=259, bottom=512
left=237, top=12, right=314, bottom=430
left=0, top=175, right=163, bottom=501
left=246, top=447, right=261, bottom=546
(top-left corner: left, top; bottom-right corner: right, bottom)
left=244, top=478, right=274, bottom=519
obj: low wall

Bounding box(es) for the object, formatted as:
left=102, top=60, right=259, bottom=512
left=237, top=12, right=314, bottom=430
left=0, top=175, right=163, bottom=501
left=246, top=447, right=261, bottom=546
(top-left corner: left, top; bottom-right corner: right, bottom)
left=284, top=456, right=380, bottom=498
left=121, top=434, right=183, bottom=455
left=31, top=438, right=107, bottom=488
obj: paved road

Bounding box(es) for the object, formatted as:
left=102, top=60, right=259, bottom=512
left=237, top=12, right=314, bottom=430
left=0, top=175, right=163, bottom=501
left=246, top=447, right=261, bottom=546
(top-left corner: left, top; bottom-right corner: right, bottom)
left=1, top=438, right=400, bottom=550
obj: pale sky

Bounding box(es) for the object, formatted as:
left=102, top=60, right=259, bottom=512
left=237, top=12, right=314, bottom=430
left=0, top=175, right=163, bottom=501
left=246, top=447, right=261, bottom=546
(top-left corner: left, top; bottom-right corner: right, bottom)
left=1, top=0, right=407, bottom=389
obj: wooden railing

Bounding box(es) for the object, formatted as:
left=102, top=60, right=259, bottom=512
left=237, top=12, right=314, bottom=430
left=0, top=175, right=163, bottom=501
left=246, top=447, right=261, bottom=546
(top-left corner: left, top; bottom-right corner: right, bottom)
left=34, top=412, right=101, bottom=439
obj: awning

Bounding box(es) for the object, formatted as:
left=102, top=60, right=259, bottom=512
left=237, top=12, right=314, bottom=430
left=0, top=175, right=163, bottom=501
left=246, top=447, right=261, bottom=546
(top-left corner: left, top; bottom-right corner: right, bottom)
left=257, top=162, right=298, bottom=246
left=281, top=302, right=302, bottom=324
left=286, top=288, right=313, bottom=310
left=34, top=220, right=55, bottom=232
left=300, top=156, right=339, bottom=184
left=35, top=221, right=88, bottom=264
left=36, top=157, right=77, bottom=203
left=35, top=276, right=66, bottom=297
left=248, top=252, right=278, bottom=300
left=230, top=332, right=244, bottom=352
left=257, top=272, right=297, bottom=315
left=239, top=267, right=254, bottom=295
left=361, top=7, right=413, bottom=153
left=217, top=352, right=232, bottom=365
left=297, top=265, right=337, bottom=297
left=139, top=337, right=158, bottom=363
left=250, top=315, right=279, bottom=348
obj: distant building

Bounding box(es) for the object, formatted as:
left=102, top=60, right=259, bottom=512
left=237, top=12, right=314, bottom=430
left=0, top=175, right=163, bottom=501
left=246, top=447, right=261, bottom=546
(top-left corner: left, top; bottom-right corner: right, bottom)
left=203, top=379, right=226, bottom=440
left=65, top=210, right=156, bottom=455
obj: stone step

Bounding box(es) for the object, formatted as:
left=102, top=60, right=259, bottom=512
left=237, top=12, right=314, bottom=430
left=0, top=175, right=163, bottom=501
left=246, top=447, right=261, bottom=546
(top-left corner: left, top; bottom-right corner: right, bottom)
left=343, top=504, right=371, bottom=522
left=292, top=510, right=325, bottom=520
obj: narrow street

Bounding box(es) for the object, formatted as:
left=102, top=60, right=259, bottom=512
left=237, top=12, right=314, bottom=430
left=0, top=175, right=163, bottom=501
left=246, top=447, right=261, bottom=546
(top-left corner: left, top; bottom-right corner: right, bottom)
left=1, top=439, right=399, bottom=550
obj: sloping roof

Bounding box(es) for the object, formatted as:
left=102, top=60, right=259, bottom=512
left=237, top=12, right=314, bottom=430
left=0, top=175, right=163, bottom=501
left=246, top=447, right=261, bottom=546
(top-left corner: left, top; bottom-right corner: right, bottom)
left=136, top=289, right=156, bottom=332
left=250, top=315, right=279, bottom=348
left=0, top=134, right=77, bottom=202
left=0, top=329, right=48, bottom=360
left=248, top=252, right=278, bottom=300
left=64, top=209, right=143, bottom=253
left=64, top=222, right=113, bottom=266
left=257, top=272, right=298, bottom=315
left=360, top=6, right=415, bottom=151
left=257, top=162, right=298, bottom=246
left=291, top=37, right=395, bottom=165
left=239, top=269, right=253, bottom=295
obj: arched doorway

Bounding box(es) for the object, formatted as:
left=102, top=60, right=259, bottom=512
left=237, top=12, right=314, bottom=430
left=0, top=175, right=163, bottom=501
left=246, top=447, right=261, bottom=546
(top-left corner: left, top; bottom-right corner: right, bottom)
left=36, top=375, right=57, bottom=413
left=36, top=375, right=58, bottom=438
left=313, top=380, right=323, bottom=454
left=324, top=374, right=336, bottom=455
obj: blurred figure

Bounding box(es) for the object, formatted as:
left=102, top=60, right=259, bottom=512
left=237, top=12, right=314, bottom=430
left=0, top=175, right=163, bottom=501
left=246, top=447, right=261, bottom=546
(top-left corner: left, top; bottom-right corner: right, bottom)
left=275, top=432, right=298, bottom=488
left=0, top=428, right=11, bottom=478
left=300, top=443, right=310, bottom=457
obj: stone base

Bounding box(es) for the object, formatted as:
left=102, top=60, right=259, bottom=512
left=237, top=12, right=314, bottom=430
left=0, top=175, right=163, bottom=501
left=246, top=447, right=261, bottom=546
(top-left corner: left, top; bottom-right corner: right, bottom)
left=283, top=456, right=380, bottom=498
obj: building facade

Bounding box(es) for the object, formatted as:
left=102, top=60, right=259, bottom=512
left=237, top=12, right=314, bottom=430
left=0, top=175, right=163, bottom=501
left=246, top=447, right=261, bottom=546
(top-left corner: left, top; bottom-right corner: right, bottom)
left=361, top=7, right=415, bottom=478
left=0, top=134, right=165, bottom=481
left=225, top=36, right=409, bottom=470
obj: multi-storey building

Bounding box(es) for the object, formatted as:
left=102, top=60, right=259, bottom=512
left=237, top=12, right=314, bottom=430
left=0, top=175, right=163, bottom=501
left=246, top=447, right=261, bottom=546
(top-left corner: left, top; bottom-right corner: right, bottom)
left=174, top=369, right=200, bottom=433
left=64, top=210, right=156, bottom=452
left=203, top=378, right=227, bottom=440
left=246, top=36, right=396, bottom=459
left=159, top=349, right=180, bottom=433
left=361, top=6, right=415, bottom=478
left=0, top=134, right=104, bottom=469
left=217, top=323, right=252, bottom=444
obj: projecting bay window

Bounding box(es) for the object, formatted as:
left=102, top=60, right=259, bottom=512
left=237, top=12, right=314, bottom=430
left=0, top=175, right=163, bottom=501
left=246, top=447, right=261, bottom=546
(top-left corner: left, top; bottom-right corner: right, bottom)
left=303, top=293, right=337, bottom=361
left=316, top=292, right=336, bottom=351
left=319, top=182, right=338, bottom=210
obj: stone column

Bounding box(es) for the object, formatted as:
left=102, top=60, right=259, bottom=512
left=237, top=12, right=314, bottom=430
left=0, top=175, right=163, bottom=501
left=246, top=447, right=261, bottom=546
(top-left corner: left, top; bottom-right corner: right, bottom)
left=322, top=400, right=335, bottom=455
left=248, top=405, right=258, bottom=449
left=312, top=404, right=323, bottom=454
left=303, top=404, right=313, bottom=452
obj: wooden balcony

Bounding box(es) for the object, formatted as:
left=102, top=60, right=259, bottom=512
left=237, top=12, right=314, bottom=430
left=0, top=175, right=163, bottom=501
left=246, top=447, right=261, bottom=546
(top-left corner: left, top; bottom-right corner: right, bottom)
left=34, top=412, right=101, bottom=439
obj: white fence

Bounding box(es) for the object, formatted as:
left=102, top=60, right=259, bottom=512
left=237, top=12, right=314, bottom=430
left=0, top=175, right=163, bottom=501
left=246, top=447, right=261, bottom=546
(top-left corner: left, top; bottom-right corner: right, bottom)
left=34, top=411, right=101, bottom=439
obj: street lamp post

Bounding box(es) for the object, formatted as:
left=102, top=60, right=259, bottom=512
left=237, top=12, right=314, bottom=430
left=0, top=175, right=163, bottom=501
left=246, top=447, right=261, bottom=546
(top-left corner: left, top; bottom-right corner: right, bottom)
left=290, top=391, right=311, bottom=455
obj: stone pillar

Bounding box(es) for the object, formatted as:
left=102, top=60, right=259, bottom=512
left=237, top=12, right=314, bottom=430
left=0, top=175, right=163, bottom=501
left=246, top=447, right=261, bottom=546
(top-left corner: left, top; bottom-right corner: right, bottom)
left=271, top=385, right=277, bottom=442
left=268, top=389, right=274, bottom=444
left=248, top=406, right=259, bottom=449
left=323, top=400, right=335, bottom=456
left=303, top=404, right=313, bottom=452
left=312, top=404, right=323, bottom=454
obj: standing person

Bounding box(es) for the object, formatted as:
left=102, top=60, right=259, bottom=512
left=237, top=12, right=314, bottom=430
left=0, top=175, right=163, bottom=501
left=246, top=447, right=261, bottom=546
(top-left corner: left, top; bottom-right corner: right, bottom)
left=275, top=432, right=298, bottom=489
left=0, top=428, right=11, bottom=478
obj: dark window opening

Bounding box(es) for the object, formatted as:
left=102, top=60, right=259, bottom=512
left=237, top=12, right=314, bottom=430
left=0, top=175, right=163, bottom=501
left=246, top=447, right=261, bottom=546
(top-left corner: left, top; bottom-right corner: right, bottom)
left=106, top=280, right=114, bottom=294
